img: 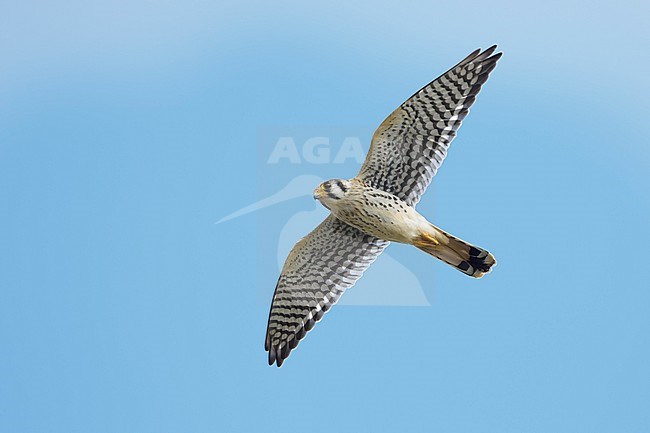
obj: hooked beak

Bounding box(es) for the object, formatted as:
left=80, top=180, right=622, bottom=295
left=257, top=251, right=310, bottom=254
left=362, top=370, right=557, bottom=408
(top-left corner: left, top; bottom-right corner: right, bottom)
left=313, top=185, right=324, bottom=200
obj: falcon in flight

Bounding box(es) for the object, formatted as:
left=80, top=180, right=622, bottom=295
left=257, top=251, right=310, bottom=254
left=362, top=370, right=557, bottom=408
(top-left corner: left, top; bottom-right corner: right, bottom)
left=265, top=45, right=502, bottom=366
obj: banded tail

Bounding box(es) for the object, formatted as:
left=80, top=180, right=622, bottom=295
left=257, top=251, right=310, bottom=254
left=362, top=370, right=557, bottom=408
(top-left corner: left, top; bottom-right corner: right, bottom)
left=413, top=226, right=496, bottom=278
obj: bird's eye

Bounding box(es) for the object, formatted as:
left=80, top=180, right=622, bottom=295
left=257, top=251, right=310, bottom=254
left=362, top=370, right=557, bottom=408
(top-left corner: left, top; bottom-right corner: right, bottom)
left=323, top=182, right=331, bottom=190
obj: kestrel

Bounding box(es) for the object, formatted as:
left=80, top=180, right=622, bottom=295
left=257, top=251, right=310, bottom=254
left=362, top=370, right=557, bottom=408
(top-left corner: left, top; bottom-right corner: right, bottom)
left=265, top=46, right=502, bottom=366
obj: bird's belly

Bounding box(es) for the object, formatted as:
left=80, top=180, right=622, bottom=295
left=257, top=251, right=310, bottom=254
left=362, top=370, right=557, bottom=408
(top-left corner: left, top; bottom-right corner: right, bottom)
left=333, top=200, right=425, bottom=244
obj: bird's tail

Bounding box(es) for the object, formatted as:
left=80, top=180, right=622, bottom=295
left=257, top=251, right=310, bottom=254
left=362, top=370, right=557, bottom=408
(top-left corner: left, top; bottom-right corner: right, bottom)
left=413, top=225, right=496, bottom=278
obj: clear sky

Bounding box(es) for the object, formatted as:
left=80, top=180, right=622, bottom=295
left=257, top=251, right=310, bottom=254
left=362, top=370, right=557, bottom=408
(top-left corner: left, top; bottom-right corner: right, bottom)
left=1, top=1, right=649, bottom=432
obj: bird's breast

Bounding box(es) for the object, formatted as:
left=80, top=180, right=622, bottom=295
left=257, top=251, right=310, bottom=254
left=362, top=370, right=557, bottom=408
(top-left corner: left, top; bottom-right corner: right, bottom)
left=330, top=187, right=426, bottom=244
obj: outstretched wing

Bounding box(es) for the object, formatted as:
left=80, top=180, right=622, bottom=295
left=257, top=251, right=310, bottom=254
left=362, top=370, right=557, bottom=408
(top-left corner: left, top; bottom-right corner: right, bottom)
left=357, top=45, right=502, bottom=206
left=265, top=215, right=388, bottom=367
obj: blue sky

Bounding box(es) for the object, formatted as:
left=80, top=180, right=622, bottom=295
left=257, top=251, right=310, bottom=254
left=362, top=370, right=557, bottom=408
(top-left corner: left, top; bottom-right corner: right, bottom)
left=1, top=1, right=649, bottom=432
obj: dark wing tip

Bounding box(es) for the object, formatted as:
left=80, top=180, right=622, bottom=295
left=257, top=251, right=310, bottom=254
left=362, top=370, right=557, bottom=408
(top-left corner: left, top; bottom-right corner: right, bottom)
left=268, top=340, right=296, bottom=367
left=265, top=306, right=334, bottom=367
left=459, top=48, right=482, bottom=66
left=474, top=45, right=500, bottom=62
left=485, top=52, right=503, bottom=66
left=491, top=51, right=503, bottom=61
left=463, top=45, right=499, bottom=64
left=265, top=323, right=306, bottom=367
left=485, top=44, right=498, bottom=55
left=465, top=46, right=503, bottom=92
left=267, top=343, right=288, bottom=367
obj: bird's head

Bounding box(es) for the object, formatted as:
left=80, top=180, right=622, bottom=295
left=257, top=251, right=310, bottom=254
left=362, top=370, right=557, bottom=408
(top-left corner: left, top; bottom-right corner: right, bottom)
left=313, top=179, right=351, bottom=209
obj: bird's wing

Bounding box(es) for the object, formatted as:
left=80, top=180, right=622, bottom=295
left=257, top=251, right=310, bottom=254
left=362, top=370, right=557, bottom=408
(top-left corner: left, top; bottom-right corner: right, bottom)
left=265, top=214, right=388, bottom=366
left=357, top=46, right=502, bottom=206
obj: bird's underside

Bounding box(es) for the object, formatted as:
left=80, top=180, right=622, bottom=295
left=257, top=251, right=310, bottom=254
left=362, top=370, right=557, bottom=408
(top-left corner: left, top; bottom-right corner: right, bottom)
left=313, top=177, right=496, bottom=278
left=265, top=45, right=502, bottom=367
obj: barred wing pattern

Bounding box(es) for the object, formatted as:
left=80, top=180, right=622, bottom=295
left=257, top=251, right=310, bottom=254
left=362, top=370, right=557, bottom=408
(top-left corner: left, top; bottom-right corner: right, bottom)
left=265, top=215, right=388, bottom=367
left=357, top=46, right=502, bottom=206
